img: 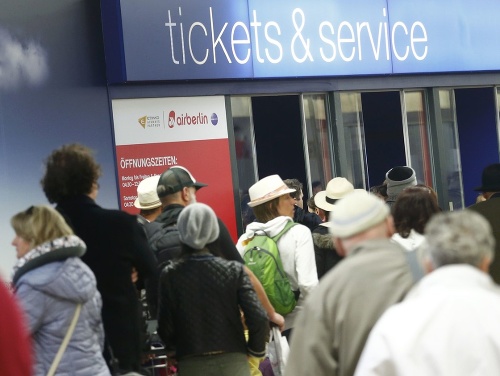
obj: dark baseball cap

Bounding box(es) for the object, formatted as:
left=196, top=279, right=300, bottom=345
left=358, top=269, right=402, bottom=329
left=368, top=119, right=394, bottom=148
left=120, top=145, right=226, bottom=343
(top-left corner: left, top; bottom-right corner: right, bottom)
left=157, top=166, right=207, bottom=197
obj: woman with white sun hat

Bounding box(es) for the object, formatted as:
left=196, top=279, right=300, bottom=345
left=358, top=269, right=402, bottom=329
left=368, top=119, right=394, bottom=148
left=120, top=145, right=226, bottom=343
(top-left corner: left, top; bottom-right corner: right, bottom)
left=236, top=174, right=318, bottom=336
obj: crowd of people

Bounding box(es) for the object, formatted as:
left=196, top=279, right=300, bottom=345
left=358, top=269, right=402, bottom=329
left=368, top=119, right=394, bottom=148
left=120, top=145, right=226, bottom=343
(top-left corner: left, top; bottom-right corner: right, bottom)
left=3, top=142, right=500, bottom=376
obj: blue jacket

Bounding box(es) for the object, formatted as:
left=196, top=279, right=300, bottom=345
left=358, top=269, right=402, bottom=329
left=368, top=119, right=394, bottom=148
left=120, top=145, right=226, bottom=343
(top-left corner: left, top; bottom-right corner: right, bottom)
left=14, top=237, right=110, bottom=376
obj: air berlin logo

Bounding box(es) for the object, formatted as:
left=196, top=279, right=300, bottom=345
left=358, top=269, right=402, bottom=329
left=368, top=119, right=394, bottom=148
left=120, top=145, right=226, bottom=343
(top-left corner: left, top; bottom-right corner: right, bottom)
left=211, top=113, right=218, bottom=125
left=168, top=111, right=176, bottom=128
left=166, top=110, right=212, bottom=127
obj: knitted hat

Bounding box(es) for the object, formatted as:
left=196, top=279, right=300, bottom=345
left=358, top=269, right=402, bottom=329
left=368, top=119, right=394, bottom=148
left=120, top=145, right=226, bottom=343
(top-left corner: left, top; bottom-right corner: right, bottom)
left=329, top=191, right=390, bottom=238
left=314, top=177, right=354, bottom=212
left=177, top=203, right=220, bottom=250
left=385, top=166, right=417, bottom=203
left=134, top=175, right=161, bottom=209
left=157, top=166, right=207, bottom=198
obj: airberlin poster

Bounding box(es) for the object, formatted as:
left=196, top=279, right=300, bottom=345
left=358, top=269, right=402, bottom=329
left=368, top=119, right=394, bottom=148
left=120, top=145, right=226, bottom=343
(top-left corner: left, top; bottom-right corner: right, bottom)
left=111, top=95, right=238, bottom=239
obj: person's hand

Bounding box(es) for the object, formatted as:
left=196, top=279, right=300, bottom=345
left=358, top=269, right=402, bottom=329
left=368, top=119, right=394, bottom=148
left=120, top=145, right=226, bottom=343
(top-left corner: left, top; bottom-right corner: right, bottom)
left=131, top=267, right=138, bottom=283
left=166, top=353, right=178, bottom=369
left=269, top=311, right=285, bottom=332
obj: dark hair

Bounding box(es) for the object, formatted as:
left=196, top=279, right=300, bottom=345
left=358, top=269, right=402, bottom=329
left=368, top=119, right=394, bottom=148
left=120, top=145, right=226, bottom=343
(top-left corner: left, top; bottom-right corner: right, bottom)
left=370, top=183, right=388, bottom=198
left=41, top=144, right=102, bottom=203
left=252, top=196, right=281, bottom=223
left=283, top=178, right=303, bottom=200
left=312, top=180, right=322, bottom=189
left=393, top=186, right=441, bottom=237
left=307, top=196, right=317, bottom=211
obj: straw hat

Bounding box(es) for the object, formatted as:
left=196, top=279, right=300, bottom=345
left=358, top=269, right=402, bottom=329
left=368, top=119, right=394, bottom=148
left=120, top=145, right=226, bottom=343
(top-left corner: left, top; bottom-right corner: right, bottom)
left=247, top=175, right=295, bottom=208
left=134, top=175, right=161, bottom=209
left=314, top=177, right=354, bottom=212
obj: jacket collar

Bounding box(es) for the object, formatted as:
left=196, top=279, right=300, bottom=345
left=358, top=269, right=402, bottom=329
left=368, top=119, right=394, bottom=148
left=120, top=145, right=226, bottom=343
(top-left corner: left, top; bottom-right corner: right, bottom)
left=13, top=235, right=86, bottom=285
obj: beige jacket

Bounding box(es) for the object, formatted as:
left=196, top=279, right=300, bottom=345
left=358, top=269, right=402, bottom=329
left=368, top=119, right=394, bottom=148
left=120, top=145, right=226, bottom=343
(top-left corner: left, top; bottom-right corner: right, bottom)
left=285, top=239, right=414, bottom=376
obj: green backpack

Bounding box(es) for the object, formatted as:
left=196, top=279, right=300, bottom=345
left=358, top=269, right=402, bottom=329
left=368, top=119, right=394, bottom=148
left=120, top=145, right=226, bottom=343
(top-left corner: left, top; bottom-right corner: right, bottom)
left=243, top=221, right=297, bottom=315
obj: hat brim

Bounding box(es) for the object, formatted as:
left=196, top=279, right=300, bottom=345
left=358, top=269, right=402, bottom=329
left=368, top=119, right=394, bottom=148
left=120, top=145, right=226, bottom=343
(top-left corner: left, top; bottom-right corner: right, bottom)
left=314, top=191, right=336, bottom=212
left=247, top=188, right=295, bottom=208
left=192, top=182, right=208, bottom=190
left=133, top=198, right=162, bottom=210
left=474, top=185, right=500, bottom=192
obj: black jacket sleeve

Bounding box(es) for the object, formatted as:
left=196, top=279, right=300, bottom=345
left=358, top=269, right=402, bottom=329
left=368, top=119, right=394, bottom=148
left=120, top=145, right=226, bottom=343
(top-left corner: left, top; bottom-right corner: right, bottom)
left=208, top=218, right=243, bottom=263
left=130, top=219, right=159, bottom=317
left=157, top=267, right=176, bottom=354
left=237, top=265, right=269, bottom=357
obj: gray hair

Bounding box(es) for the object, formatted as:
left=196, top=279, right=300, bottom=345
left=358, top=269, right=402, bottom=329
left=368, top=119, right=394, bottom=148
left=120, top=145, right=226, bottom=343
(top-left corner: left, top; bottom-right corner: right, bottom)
left=424, top=210, right=495, bottom=268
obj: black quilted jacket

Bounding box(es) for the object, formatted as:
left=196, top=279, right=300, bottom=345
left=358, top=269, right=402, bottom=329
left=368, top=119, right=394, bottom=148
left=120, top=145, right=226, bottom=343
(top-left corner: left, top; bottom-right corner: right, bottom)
left=157, top=253, right=269, bottom=359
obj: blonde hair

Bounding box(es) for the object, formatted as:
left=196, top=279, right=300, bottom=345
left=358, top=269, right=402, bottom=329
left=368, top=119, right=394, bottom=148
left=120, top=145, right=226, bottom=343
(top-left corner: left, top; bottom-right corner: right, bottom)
left=11, top=205, right=73, bottom=248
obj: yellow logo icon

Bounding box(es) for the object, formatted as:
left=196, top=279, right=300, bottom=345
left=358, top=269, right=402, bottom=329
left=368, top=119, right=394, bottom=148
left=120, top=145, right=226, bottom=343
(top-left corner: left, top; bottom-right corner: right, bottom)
left=138, top=116, right=147, bottom=129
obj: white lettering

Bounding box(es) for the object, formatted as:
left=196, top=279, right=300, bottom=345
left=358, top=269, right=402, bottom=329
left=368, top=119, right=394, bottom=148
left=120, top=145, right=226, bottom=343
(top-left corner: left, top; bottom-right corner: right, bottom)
left=189, top=22, right=209, bottom=64
left=392, top=22, right=409, bottom=61
left=319, top=21, right=336, bottom=62
left=411, top=22, right=428, bottom=60
left=210, top=7, right=231, bottom=63
left=338, top=21, right=355, bottom=61
left=264, top=22, right=283, bottom=63
left=250, top=10, right=264, bottom=63
left=231, top=22, right=251, bottom=64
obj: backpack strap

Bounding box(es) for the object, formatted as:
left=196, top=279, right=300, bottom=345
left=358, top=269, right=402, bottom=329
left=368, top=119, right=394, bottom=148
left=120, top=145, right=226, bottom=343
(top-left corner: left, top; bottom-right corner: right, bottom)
left=272, top=220, right=297, bottom=243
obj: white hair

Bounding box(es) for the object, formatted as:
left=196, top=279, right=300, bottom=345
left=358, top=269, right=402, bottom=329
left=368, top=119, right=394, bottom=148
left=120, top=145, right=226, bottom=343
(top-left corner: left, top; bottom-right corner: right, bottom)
left=424, top=210, right=495, bottom=268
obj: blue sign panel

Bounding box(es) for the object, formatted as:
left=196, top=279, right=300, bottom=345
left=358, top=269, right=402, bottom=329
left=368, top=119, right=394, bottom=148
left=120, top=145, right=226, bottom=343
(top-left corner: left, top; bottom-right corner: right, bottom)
left=102, top=0, right=500, bottom=82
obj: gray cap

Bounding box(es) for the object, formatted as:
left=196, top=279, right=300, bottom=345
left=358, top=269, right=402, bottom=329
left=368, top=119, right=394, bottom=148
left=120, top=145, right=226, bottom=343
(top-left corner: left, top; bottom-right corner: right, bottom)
left=178, top=203, right=220, bottom=250
left=385, top=166, right=417, bottom=204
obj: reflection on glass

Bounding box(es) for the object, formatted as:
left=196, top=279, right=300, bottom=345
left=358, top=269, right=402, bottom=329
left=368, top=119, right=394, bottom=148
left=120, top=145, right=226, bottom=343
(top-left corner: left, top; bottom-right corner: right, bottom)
left=230, top=96, right=257, bottom=228
left=302, top=94, right=331, bottom=196
left=438, top=89, right=464, bottom=210
left=497, top=88, right=500, bottom=156
left=339, top=92, right=367, bottom=188
left=403, top=91, right=433, bottom=186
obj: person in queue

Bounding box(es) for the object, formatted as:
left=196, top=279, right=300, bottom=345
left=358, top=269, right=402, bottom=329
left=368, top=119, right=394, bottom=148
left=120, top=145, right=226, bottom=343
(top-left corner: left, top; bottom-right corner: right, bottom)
left=285, top=191, right=414, bottom=376
left=236, top=174, right=318, bottom=339
left=41, top=143, right=157, bottom=375
left=11, top=205, right=110, bottom=376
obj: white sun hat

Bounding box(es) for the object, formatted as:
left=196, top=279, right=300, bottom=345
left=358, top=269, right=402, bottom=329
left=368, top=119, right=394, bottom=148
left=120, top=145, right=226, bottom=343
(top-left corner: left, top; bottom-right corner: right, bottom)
left=134, top=175, right=161, bottom=209
left=314, top=177, right=355, bottom=212
left=247, top=175, right=296, bottom=208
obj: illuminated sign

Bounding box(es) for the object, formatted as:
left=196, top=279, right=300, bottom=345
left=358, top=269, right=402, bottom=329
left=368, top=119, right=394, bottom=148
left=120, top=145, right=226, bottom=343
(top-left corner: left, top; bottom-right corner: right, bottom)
left=102, top=0, right=500, bottom=82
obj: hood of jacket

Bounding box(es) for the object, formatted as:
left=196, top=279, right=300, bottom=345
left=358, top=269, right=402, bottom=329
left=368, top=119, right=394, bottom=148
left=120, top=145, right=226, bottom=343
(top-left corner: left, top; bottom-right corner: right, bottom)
left=242, top=216, right=293, bottom=241
left=312, top=226, right=335, bottom=250
left=14, top=236, right=95, bottom=304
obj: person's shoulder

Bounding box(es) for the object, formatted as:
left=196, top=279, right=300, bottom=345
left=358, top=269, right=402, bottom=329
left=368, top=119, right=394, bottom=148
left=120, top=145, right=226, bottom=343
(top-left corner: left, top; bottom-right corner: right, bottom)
left=289, top=222, right=313, bottom=236
left=96, top=207, right=139, bottom=226
left=303, top=211, right=322, bottom=225
left=312, top=223, right=330, bottom=234
left=469, top=198, right=500, bottom=214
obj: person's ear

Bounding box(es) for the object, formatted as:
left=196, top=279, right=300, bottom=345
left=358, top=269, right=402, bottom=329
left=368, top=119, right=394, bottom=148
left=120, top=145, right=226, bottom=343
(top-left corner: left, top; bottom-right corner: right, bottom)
left=478, top=257, right=492, bottom=273
left=181, top=187, right=190, bottom=203
left=423, top=257, right=434, bottom=274
left=385, top=215, right=395, bottom=237
left=334, top=237, right=346, bottom=257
